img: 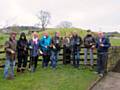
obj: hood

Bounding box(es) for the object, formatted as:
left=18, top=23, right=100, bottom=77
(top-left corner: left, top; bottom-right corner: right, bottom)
left=19, top=32, right=27, bottom=40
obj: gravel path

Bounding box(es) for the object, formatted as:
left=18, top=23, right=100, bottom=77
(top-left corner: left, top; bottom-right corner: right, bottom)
left=92, top=72, right=120, bottom=90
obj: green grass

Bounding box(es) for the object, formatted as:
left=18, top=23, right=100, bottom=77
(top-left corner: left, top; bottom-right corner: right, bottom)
left=0, top=28, right=87, bottom=45
left=0, top=64, right=98, bottom=90
left=0, top=28, right=120, bottom=46
left=37, top=28, right=88, bottom=38
left=53, top=28, right=88, bottom=36
left=0, top=28, right=115, bottom=90
left=0, top=33, right=9, bottom=45
left=110, top=38, right=120, bottom=46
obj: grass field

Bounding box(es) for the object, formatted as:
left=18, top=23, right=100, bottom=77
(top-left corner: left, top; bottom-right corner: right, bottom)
left=110, top=38, right=120, bottom=46
left=0, top=28, right=87, bottom=45
left=0, top=28, right=120, bottom=46
left=0, top=28, right=119, bottom=90
left=0, top=64, right=98, bottom=90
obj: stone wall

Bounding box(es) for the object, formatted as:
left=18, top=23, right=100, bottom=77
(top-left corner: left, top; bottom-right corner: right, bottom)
left=107, top=46, right=120, bottom=71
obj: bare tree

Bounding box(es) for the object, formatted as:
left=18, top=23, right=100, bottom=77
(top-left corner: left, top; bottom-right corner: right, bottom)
left=57, top=21, right=72, bottom=28
left=36, top=10, right=51, bottom=31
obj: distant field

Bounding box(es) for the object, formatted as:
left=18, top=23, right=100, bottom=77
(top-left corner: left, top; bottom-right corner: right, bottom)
left=0, top=28, right=120, bottom=46
left=110, top=38, right=120, bottom=46
left=38, top=28, right=88, bottom=37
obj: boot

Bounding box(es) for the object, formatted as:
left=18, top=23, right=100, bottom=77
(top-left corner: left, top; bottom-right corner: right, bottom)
left=17, top=68, right=21, bottom=73
left=21, top=67, right=25, bottom=73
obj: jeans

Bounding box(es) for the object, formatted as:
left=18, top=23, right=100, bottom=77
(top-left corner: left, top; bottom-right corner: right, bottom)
left=97, top=52, right=108, bottom=74
left=73, top=51, right=80, bottom=68
left=84, top=48, right=94, bottom=66
left=4, top=59, right=15, bottom=79
left=30, top=56, right=38, bottom=72
left=50, top=51, right=59, bottom=68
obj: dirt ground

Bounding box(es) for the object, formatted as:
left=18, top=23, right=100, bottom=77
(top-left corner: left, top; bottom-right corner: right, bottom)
left=92, top=72, right=120, bottom=90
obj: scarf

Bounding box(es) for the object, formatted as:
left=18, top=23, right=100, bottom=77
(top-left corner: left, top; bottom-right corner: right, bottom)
left=33, top=37, right=38, bottom=44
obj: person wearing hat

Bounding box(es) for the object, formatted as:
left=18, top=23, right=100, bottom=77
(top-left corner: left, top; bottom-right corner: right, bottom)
left=17, top=32, right=28, bottom=73
left=40, top=31, right=51, bottom=68
left=96, top=32, right=111, bottom=77
left=50, top=32, right=61, bottom=69
left=84, top=30, right=96, bottom=68
left=4, top=32, right=17, bottom=79
left=28, top=32, right=40, bottom=72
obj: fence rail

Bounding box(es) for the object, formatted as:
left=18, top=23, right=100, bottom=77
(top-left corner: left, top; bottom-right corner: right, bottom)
left=0, top=47, right=97, bottom=67
left=0, top=46, right=120, bottom=71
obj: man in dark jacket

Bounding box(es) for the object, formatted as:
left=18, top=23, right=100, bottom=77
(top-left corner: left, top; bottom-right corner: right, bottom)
left=70, top=32, right=82, bottom=68
left=96, top=32, right=111, bottom=77
left=17, top=32, right=28, bottom=73
left=4, top=32, right=17, bottom=79
left=50, top=32, right=61, bottom=69
left=84, top=30, right=96, bottom=67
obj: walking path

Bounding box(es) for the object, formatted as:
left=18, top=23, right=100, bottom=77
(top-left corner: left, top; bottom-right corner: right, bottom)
left=92, top=72, right=120, bottom=90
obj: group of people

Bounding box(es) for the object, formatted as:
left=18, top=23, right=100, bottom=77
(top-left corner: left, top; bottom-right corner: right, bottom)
left=3, top=30, right=111, bottom=79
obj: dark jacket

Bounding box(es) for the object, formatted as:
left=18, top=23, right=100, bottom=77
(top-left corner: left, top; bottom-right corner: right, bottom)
left=50, top=36, right=61, bottom=51
left=5, top=38, right=17, bottom=60
left=70, top=35, right=82, bottom=52
left=84, top=34, right=96, bottom=48
left=17, top=33, right=28, bottom=56
left=96, top=37, right=111, bottom=52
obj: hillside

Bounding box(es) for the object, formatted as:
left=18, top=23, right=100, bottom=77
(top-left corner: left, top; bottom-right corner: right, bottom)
left=0, top=28, right=120, bottom=46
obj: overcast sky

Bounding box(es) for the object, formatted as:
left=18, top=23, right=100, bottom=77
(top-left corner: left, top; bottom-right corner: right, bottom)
left=0, top=0, right=120, bottom=32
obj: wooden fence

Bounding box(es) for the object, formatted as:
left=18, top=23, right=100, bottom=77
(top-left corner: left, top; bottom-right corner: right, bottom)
left=0, top=47, right=97, bottom=68
left=0, top=46, right=120, bottom=72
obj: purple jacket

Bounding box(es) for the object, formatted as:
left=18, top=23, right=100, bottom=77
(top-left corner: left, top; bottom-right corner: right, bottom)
left=29, top=39, right=40, bottom=57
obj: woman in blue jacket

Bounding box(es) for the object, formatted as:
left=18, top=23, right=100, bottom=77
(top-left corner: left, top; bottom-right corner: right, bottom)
left=40, top=32, right=51, bottom=68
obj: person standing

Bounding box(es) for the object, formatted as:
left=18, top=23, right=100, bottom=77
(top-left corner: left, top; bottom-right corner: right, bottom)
left=4, top=32, right=17, bottom=79
left=96, top=32, right=111, bottom=77
left=40, top=32, right=51, bottom=68
left=84, top=30, right=96, bottom=67
left=70, top=32, right=82, bottom=68
left=17, top=32, right=28, bottom=73
left=63, top=35, right=71, bottom=64
left=29, top=32, right=40, bottom=72
left=50, top=32, right=61, bottom=69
